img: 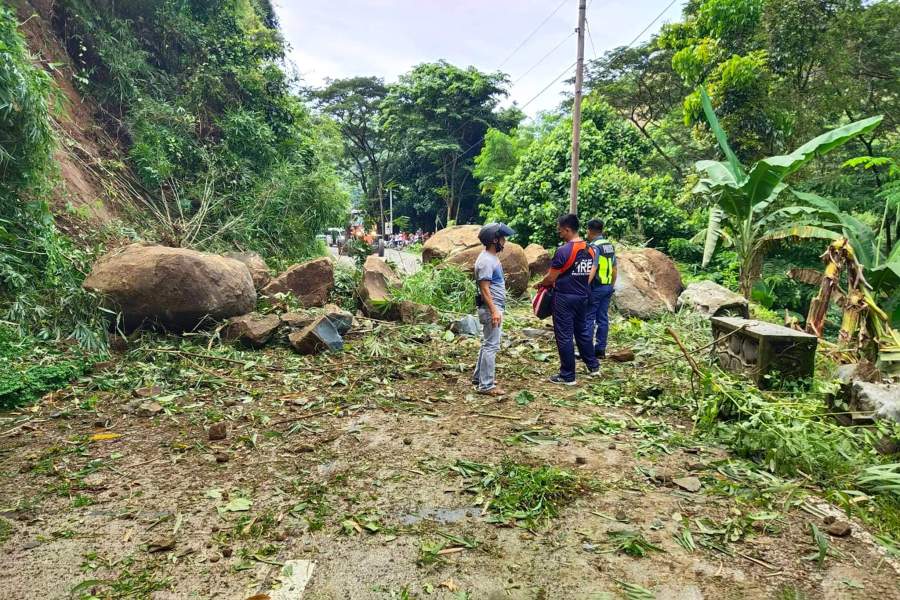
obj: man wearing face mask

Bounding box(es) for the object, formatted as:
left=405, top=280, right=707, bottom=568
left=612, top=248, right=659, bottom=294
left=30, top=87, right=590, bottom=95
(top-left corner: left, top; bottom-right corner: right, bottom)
left=472, top=222, right=515, bottom=396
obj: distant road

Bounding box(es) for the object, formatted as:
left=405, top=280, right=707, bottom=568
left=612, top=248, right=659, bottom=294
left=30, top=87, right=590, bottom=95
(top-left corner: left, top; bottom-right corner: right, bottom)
left=328, top=246, right=422, bottom=276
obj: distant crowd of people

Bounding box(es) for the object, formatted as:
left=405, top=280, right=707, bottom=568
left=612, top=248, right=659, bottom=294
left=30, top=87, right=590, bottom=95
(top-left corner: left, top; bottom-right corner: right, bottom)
left=473, top=213, right=616, bottom=395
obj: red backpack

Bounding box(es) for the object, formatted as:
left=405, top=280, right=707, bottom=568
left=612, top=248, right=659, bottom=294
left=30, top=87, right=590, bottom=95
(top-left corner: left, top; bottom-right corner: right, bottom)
left=532, top=241, right=594, bottom=319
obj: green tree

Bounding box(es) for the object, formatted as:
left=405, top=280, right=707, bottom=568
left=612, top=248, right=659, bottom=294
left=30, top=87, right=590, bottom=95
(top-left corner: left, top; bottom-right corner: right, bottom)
left=482, top=97, right=687, bottom=247
left=312, top=76, right=392, bottom=227
left=380, top=61, right=521, bottom=228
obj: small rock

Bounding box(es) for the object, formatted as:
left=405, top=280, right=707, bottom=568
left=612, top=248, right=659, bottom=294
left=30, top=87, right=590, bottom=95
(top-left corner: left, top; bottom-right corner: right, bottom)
left=823, top=515, right=836, bottom=525
left=614, top=510, right=628, bottom=522
left=133, top=386, right=162, bottom=398
left=91, top=360, right=115, bottom=373
left=575, top=456, right=587, bottom=465
left=208, top=554, right=220, bottom=563
left=450, top=315, right=480, bottom=337
left=137, top=401, right=163, bottom=417
left=147, top=537, right=176, bottom=553
left=222, top=546, right=233, bottom=558
left=673, top=476, right=703, bottom=493
left=607, top=443, right=616, bottom=450
left=223, top=398, right=238, bottom=407
left=825, top=521, right=852, bottom=538
left=521, top=328, right=552, bottom=339
left=607, top=348, right=636, bottom=362
left=288, top=316, right=343, bottom=354
left=208, top=422, right=227, bottom=441
left=651, top=469, right=673, bottom=484
left=402, top=437, right=412, bottom=446
left=215, top=452, right=229, bottom=464
left=22, top=541, right=40, bottom=550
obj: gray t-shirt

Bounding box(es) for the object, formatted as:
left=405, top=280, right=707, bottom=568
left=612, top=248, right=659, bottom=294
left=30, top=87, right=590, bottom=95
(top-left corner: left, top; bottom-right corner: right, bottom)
left=475, top=250, right=506, bottom=309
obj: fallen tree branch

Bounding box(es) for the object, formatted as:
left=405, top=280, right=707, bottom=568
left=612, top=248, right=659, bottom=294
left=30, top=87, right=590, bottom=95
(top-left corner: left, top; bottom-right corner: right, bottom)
left=666, top=327, right=702, bottom=378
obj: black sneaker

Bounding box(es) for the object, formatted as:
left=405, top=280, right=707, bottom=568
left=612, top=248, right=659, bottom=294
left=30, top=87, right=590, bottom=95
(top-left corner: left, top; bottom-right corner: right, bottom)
left=548, top=374, right=577, bottom=386
left=587, top=368, right=601, bottom=378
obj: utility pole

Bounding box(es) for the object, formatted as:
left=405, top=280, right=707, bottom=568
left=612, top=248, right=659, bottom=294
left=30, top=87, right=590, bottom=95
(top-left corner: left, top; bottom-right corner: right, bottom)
left=569, top=0, right=587, bottom=215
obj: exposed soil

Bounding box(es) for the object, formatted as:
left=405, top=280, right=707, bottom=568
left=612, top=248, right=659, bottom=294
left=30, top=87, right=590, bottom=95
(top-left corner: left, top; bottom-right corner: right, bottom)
left=1, top=310, right=898, bottom=599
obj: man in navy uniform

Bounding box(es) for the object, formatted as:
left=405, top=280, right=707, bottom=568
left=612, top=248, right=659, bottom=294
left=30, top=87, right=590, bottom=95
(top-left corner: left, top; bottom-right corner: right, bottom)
left=534, top=213, right=599, bottom=385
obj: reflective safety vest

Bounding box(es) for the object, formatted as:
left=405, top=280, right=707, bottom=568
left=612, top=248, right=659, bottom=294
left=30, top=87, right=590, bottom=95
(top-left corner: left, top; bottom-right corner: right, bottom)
left=590, top=237, right=616, bottom=286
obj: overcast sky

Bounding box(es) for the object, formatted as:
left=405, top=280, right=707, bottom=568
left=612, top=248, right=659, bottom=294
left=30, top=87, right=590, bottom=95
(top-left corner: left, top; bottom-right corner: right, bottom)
left=274, top=0, right=686, bottom=117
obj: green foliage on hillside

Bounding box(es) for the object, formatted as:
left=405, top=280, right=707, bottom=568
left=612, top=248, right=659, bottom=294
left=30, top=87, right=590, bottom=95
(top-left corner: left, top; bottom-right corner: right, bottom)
left=57, top=0, right=348, bottom=258
left=0, top=5, right=107, bottom=350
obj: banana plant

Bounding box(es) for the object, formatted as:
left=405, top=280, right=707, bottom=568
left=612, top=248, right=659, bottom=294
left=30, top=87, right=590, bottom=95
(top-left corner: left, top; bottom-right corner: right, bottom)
left=694, top=87, right=883, bottom=297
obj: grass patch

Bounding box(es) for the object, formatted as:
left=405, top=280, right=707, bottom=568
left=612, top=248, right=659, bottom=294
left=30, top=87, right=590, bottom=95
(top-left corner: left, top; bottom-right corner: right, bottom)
left=0, top=325, right=95, bottom=409
left=451, top=459, right=583, bottom=527
left=392, top=264, right=475, bottom=313
left=0, top=517, right=11, bottom=544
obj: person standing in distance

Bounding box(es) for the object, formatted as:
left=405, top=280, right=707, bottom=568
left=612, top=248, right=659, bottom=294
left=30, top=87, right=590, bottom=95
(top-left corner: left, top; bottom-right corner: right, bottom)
left=534, top=213, right=599, bottom=385
left=472, top=222, right=515, bottom=396
left=585, top=219, right=616, bottom=359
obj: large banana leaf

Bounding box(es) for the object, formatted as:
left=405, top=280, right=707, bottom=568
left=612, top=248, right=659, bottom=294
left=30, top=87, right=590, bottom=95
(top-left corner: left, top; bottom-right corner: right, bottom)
left=739, top=116, right=883, bottom=213
left=791, top=190, right=880, bottom=268
left=702, top=206, right=724, bottom=267
left=695, top=160, right=739, bottom=188
left=699, top=87, right=745, bottom=183
left=755, top=224, right=842, bottom=249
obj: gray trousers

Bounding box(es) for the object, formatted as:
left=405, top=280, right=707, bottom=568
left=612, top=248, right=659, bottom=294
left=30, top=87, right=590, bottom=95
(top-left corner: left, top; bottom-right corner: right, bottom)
left=473, top=306, right=503, bottom=391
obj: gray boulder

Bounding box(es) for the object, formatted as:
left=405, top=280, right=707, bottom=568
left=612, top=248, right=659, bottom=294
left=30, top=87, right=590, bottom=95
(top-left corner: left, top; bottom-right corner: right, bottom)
left=614, top=248, right=684, bottom=319
left=853, top=381, right=900, bottom=423
left=678, top=280, right=749, bottom=318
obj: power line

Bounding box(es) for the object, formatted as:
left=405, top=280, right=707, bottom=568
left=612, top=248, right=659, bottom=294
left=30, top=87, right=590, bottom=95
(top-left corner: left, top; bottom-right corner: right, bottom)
left=623, top=0, right=679, bottom=49
left=497, top=0, right=569, bottom=69
left=585, top=18, right=598, bottom=60
left=513, top=31, right=575, bottom=84
left=457, top=0, right=681, bottom=160
left=521, top=61, right=577, bottom=110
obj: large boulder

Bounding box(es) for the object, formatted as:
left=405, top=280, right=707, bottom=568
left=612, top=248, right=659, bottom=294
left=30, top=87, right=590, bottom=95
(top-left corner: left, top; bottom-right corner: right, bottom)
left=614, top=248, right=684, bottom=319
left=422, top=225, right=481, bottom=263
left=223, top=312, right=281, bottom=347
left=358, top=255, right=401, bottom=315
left=262, top=257, right=333, bottom=307
left=83, top=244, right=256, bottom=330
left=524, top=244, right=550, bottom=277
left=678, top=280, right=749, bottom=318
left=443, top=242, right=529, bottom=297
left=225, top=252, right=271, bottom=291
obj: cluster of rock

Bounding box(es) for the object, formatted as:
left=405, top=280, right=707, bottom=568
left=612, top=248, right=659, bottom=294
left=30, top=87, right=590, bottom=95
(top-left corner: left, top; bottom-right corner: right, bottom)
left=83, top=244, right=354, bottom=354
left=83, top=242, right=455, bottom=355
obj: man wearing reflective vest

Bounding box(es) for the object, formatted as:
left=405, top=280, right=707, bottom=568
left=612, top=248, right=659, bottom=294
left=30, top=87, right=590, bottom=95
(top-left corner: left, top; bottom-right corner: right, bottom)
left=534, top=213, right=600, bottom=385
left=586, top=219, right=616, bottom=359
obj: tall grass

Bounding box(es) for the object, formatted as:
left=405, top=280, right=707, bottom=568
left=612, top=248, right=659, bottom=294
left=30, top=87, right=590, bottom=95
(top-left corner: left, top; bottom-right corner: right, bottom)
left=392, top=264, right=476, bottom=313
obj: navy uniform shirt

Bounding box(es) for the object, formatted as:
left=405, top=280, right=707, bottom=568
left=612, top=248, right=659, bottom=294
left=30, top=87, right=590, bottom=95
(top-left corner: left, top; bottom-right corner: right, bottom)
left=551, top=240, right=594, bottom=297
